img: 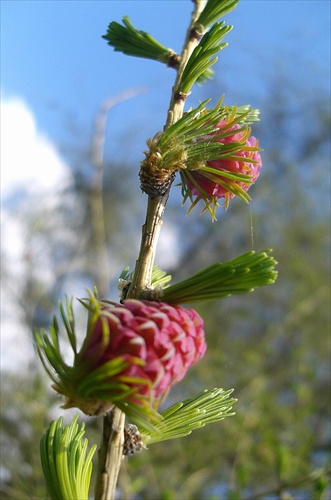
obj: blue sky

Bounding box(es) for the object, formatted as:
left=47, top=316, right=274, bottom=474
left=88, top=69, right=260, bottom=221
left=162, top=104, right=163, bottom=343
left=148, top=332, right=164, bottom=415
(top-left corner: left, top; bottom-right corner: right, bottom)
left=1, top=0, right=330, bottom=167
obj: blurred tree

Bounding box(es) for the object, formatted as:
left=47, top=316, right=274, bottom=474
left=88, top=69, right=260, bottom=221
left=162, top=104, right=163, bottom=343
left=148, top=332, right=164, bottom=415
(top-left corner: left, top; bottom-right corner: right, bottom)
left=1, top=375, right=54, bottom=499
left=1, top=66, right=330, bottom=500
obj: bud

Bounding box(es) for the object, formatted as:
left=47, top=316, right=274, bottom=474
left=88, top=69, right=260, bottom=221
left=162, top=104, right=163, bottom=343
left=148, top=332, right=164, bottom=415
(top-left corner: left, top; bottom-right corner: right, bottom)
left=139, top=133, right=182, bottom=197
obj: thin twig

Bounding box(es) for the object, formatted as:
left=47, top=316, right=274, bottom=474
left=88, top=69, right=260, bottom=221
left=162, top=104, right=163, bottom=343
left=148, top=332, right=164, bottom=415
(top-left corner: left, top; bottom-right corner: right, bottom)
left=95, top=2, right=208, bottom=498
left=127, top=0, right=207, bottom=299
left=244, top=466, right=331, bottom=500
left=126, top=193, right=170, bottom=298
left=165, top=0, right=208, bottom=129
left=94, top=409, right=126, bottom=500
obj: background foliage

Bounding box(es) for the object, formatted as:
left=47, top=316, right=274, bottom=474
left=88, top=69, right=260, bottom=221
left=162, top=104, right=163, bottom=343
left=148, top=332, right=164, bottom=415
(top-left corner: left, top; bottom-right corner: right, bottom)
left=1, top=34, right=330, bottom=500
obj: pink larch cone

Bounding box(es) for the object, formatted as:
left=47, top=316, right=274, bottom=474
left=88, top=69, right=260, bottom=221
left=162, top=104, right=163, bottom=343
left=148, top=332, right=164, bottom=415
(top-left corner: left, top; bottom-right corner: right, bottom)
left=57, top=299, right=206, bottom=418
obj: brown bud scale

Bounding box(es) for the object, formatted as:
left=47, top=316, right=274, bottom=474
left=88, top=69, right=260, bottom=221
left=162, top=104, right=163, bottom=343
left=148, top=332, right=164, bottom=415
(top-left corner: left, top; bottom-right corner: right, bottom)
left=139, top=168, right=176, bottom=197
left=123, top=424, right=143, bottom=456
left=167, top=53, right=181, bottom=69
left=190, top=26, right=203, bottom=41
left=174, top=91, right=190, bottom=102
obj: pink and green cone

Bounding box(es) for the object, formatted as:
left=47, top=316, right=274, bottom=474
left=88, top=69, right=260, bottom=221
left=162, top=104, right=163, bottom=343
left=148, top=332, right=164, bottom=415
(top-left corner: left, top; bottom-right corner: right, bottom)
left=181, top=117, right=262, bottom=218
left=36, top=296, right=206, bottom=424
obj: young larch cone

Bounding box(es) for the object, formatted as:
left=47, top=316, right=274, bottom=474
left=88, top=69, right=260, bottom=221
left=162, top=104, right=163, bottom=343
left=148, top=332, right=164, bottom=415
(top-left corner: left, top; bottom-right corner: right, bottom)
left=56, top=299, right=206, bottom=418
left=181, top=119, right=262, bottom=216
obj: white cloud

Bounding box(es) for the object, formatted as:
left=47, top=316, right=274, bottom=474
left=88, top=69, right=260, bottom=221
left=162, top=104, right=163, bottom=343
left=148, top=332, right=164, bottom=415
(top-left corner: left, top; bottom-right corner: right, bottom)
left=1, top=96, right=70, bottom=199
left=1, top=96, right=72, bottom=372
left=157, top=223, right=182, bottom=269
